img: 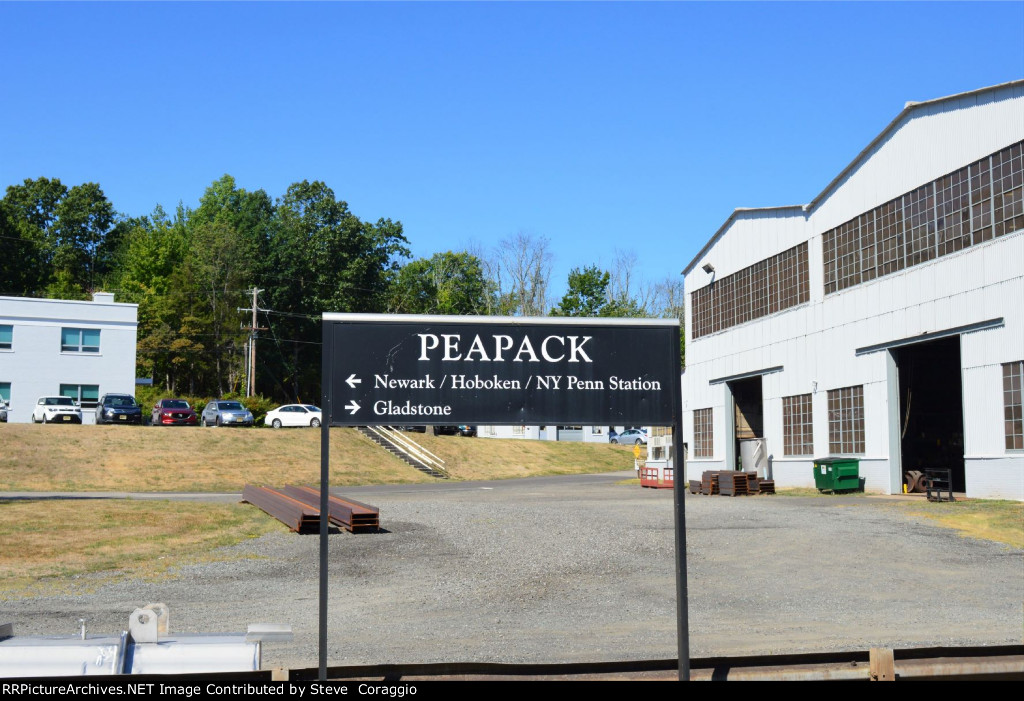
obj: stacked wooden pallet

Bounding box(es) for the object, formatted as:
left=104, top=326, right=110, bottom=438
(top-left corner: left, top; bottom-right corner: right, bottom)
left=757, top=479, right=776, bottom=494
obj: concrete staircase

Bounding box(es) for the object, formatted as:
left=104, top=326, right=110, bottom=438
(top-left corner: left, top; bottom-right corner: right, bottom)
left=356, top=426, right=449, bottom=479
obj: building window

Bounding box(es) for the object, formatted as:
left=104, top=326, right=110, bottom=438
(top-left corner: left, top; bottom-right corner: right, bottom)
left=484, top=426, right=496, bottom=437
left=512, top=425, right=525, bottom=436
left=1004, top=361, right=1024, bottom=451
left=691, top=242, right=809, bottom=338
left=693, top=408, right=713, bottom=458
left=61, top=328, right=100, bottom=353
left=60, top=384, right=100, bottom=408
left=993, top=142, right=1024, bottom=238
left=782, top=394, right=814, bottom=456
left=822, top=141, right=1023, bottom=295
left=0, top=325, right=11, bottom=350
left=591, top=426, right=603, bottom=435
left=827, top=386, right=864, bottom=454
left=0, top=382, right=10, bottom=403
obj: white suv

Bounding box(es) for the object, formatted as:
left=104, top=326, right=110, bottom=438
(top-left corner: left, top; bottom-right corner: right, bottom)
left=32, top=396, right=83, bottom=424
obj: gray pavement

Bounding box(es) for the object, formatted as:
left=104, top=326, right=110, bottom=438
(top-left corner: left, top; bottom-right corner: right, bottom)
left=1, top=472, right=1021, bottom=672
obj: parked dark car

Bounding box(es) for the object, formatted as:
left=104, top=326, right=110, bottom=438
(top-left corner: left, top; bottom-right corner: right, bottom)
left=201, top=400, right=254, bottom=427
left=151, top=399, right=199, bottom=426
left=432, top=425, right=476, bottom=436
left=97, top=393, right=144, bottom=425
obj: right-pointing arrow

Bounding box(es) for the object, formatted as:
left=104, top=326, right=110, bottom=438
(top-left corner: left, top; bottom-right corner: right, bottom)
left=345, top=401, right=360, bottom=415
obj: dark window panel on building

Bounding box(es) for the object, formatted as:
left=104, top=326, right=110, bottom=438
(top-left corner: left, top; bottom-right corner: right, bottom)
left=1005, top=361, right=1023, bottom=451
left=827, top=385, right=865, bottom=455
left=694, top=408, right=714, bottom=458
left=783, top=393, right=814, bottom=456
left=690, top=242, right=810, bottom=340
left=822, top=140, right=1023, bottom=295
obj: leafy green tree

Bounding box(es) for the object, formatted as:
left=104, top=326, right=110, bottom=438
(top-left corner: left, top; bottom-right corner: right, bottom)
left=260, top=180, right=410, bottom=401
left=52, top=181, right=115, bottom=294
left=550, top=265, right=611, bottom=317
left=1, top=177, right=114, bottom=298
left=0, top=200, right=40, bottom=296
left=2, top=177, right=68, bottom=296
left=390, top=251, right=488, bottom=315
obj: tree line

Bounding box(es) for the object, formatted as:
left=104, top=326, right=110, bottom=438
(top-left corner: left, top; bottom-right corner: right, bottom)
left=1, top=175, right=684, bottom=403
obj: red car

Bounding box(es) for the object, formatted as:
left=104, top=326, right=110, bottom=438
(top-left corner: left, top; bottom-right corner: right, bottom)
left=151, top=399, right=199, bottom=426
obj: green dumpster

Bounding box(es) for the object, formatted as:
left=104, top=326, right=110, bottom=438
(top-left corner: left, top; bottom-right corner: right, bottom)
left=813, top=457, right=860, bottom=493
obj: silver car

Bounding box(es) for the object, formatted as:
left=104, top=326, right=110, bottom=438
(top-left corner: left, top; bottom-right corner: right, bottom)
left=200, top=400, right=254, bottom=427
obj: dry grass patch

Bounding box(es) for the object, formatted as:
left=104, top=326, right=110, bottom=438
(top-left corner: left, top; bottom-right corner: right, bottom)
left=0, top=424, right=635, bottom=493
left=891, top=499, right=1024, bottom=549
left=0, top=498, right=279, bottom=599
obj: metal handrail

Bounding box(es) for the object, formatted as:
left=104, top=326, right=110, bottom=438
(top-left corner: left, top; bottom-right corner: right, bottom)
left=385, top=428, right=448, bottom=474
left=386, top=427, right=446, bottom=465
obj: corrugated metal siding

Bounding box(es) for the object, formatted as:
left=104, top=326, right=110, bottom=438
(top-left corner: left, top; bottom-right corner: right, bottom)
left=965, top=459, right=1024, bottom=501
left=681, top=86, right=1024, bottom=498
left=810, top=86, right=1024, bottom=232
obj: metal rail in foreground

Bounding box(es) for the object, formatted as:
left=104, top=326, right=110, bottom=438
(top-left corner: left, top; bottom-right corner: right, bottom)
left=18, top=645, right=1010, bottom=682
left=280, top=645, right=1024, bottom=681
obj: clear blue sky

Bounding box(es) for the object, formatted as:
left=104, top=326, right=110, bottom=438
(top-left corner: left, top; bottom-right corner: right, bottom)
left=2, top=1, right=1022, bottom=301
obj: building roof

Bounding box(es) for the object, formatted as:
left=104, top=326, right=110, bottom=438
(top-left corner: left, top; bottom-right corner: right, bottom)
left=681, top=79, right=1024, bottom=276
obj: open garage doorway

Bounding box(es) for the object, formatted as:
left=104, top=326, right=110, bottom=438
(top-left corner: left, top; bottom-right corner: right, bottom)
left=895, top=336, right=966, bottom=492
left=728, top=376, right=764, bottom=473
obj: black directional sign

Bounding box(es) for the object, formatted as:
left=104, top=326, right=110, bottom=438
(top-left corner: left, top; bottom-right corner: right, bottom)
left=322, top=314, right=680, bottom=426
left=317, top=313, right=689, bottom=684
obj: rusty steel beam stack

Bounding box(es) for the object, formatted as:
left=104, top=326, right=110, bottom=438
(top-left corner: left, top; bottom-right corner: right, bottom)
left=282, top=485, right=380, bottom=533
left=242, top=485, right=321, bottom=533
left=692, top=471, right=775, bottom=497
left=242, top=485, right=380, bottom=533
left=718, top=472, right=749, bottom=497
left=700, top=471, right=720, bottom=495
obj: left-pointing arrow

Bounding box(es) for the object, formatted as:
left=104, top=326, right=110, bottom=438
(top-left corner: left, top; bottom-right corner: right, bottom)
left=345, top=401, right=360, bottom=415
left=346, top=373, right=362, bottom=388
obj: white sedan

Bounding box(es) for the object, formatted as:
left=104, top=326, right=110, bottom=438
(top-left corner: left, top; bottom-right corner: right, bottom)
left=264, top=404, right=323, bottom=428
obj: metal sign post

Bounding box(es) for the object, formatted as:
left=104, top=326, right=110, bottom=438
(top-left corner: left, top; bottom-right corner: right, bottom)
left=319, top=314, right=689, bottom=680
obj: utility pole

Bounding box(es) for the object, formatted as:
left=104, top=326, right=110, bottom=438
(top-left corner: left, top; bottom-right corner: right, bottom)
left=238, top=288, right=267, bottom=397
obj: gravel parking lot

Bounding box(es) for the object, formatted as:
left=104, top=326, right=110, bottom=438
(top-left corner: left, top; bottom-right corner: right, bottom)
left=3, top=471, right=1022, bottom=672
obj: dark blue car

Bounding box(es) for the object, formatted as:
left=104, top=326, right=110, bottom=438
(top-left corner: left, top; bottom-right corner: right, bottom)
left=97, top=393, right=144, bottom=425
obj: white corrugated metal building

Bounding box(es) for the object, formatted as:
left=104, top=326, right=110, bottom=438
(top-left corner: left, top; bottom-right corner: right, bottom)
left=679, top=81, right=1024, bottom=501
left=0, top=292, right=139, bottom=424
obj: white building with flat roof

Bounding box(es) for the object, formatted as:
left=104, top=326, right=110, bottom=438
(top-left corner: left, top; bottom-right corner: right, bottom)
left=475, top=424, right=621, bottom=442
left=680, top=81, right=1024, bottom=501
left=0, top=292, right=138, bottom=424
